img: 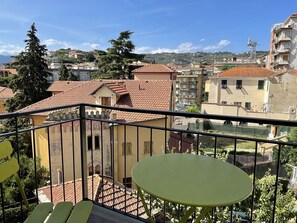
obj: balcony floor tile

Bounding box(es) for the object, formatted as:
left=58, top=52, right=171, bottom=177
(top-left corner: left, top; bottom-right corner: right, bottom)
left=87, top=204, right=144, bottom=223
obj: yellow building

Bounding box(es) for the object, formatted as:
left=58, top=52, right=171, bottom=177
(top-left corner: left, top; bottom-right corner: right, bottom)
left=21, top=80, right=173, bottom=186
left=201, top=66, right=294, bottom=124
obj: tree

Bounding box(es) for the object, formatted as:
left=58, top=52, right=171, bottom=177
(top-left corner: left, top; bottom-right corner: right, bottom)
left=94, top=30, right=144, bottom=79
left=59, top=64, right=78, bottom=81
left=186, top=105, right=200, bottom=113
left=274, top=127, right=297, bottom=174
left=5, top=23, right=50, bottom=112
left=253, top=171, right=296, bottom=223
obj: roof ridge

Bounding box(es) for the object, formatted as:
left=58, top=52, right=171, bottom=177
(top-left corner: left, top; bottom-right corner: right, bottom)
left=20, top=81, right=91, bottom=112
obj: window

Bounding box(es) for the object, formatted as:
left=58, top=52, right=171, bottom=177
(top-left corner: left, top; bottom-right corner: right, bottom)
left=221, top=80, right=227, bottom=89
left=258, top=80, right=264, bottom=89
left=101, top=97, right=111, bottom=112
left=245, top=102, right=251, bottom=110
left=221, top=101, right=227, bottom=105
left=88, top=166, right=93, bottom=176
left=234, top=102, right=242, bottom=106
left=123, top=177, right=132, bottom=188
left=122, top=142, right=132, bottom=155
left=95, top=165, right=100, bottom=174
left=236, top=80, right=242, bottom=89
left=144, top=141, right=153, bottom=154
left=87, top=136, right=92, bottom=150
left=94, top=135, right=100, bottom=150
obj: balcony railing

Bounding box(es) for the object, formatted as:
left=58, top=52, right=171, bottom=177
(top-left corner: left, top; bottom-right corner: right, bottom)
left=1, top=103, right=297, bottom=222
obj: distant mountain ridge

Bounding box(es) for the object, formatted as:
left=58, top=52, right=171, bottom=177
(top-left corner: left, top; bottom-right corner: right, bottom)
left=0, top=55, right=13, bottom=64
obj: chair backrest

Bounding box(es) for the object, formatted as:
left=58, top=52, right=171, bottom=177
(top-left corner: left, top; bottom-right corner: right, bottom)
left=0, top=140, right=19, bottom=183
left=0, top=140, right=32, bottom=211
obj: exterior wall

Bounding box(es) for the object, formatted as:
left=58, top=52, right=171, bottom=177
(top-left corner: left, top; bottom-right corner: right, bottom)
left=201, top=103, right=290, bottom=123
left=32, top=116, right=111, bottom=184
left=270, top=17, right=297, bottom=70
left=134, top=73, right=173, bottom=80
left=267, top=73, right=297, bottom=113
left=47, top=68, right=94, bottom=82
left=176, top=75, right=203, bottom=105
left=208, top=79, right=219, bottom=103
left=209, top=77, right=267, bottom=112
left=113, top=118, right=170, bottom=188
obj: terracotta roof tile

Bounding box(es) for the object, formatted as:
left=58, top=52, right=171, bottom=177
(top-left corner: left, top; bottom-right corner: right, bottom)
left=47, top=81, right=88, bottom=93
left=0, top=69, right=17, bottom=75
left=0, top=87, right=14, bottom=99
left=20, top=80, right=172, bottom=123
left=133, top=64, right=175, bottom=73
left=38, top=175, right=100, bottom=205
left=210, top=66, right=278, bottom=78
left=105, top=82, right=129, bottom=96
left=38, top=175, right=145, bottom=216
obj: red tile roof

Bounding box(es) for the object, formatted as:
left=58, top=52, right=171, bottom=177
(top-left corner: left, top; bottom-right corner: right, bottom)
left=0, top=87, right=14, bottom=99
left=0, top=69, right=17, bottom=75
left=96, top=177, right=145, bottom=216
left=38, top=175, right=145, bottom=216
left=47, top=81, right=87, bottom=93
left=20, top=80, right=172, bottom=123
left=103, top=82, right=129, bottom=96
left=210, top=66, right=279, bottom=78
left=133, top=64, right=175, bottom=73
left=38, top=175, right=100, bottom=205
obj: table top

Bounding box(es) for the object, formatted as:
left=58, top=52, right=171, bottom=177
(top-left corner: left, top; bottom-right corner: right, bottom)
left=131, top=153, right=253, bottom=207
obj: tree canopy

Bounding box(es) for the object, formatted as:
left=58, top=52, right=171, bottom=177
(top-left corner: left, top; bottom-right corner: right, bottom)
left=59, top=64, right=78, bottom=81
left=93, top=30, right=144, bottom=79
left=5, top=23, right=50, bottom=112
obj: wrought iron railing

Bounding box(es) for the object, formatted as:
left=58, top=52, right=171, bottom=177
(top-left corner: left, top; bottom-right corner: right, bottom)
left=0, top=103, right=297, bottom=222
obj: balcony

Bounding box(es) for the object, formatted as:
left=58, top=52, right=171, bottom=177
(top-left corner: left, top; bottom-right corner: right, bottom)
left=1, top=103, right=297, bottom=222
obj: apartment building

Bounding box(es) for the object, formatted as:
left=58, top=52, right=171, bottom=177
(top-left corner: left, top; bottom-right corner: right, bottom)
left=175, top=64, right=205, bottom=106
left=202, top=66, right=297, bottom=125
left=269, top=12, right=297, bottom=71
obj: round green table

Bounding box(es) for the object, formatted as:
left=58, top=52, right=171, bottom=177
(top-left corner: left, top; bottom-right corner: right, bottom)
left=131, top=153, right=253, bottom=223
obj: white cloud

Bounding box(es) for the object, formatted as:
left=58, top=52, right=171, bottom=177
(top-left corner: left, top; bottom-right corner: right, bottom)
left=135, top=42, right=201, bottom=54
left=82, top=42, right=100, bottom=50
left=0, top=44, right=23, bottom=55
left=203, top=40, right=231, bottom=51
left=135, top=40, right=231, bottom=54
left=200, top=38, right=205, bottom=42
left=43, top=39, right=73, bottom=49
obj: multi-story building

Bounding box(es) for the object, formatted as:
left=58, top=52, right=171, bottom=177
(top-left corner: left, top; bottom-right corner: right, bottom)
left=20, top=80, right=173, bottom=186
left=269, top=12, right=297, bottom=71
left=175, top=64, right=205, bottom=106
left=47, top=62, right=98, bottom=82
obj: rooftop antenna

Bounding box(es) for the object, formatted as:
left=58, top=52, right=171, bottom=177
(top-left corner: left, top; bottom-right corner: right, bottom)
left=247, top=38, right=257, bottom=61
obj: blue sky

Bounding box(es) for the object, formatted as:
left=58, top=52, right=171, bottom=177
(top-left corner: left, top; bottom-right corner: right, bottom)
left=0, top=0, right=296, bottom=55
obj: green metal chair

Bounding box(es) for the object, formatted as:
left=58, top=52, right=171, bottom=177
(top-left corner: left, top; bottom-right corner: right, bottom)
left=0, top=140, right=93, bottom=223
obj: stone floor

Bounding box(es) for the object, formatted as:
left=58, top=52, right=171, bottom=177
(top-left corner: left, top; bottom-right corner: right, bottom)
left=87, top=205, right=145, bottom=223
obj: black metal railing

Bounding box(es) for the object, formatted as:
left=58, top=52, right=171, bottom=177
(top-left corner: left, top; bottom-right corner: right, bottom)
left=0, top=103, right=297, bottom=222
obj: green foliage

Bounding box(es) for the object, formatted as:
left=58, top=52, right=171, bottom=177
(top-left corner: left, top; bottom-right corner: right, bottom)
left=253, top=171, right=296, bottom=223
left=59, top=65, right=78, bottom=81
left=274, top=127, right=297, bottom=174
left=0, top=203, right=37, bottom=223
left=5, top=23, right=50, bottom=112
left=94, top=30, right=144, bottom=79
left=1, top=154, right=48, bottom=206
left=186, top=105, right=200, bottom=113
left=221, top=64, right=237, bottom=71
left=0, top=76, right=13, bottom=87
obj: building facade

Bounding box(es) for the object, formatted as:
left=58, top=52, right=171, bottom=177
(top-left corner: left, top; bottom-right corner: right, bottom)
left=269, top=13, right=297, bottom=71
